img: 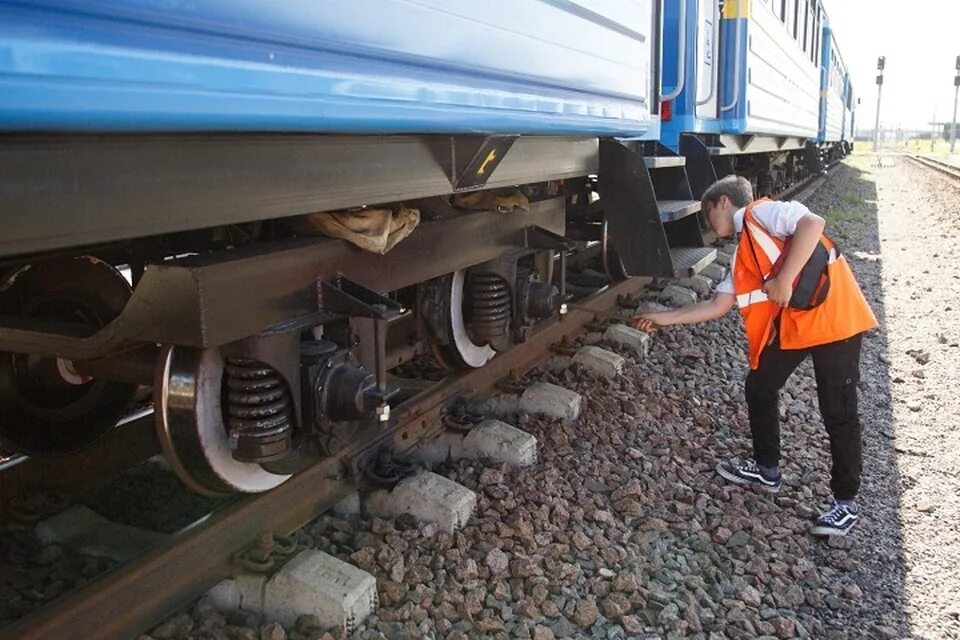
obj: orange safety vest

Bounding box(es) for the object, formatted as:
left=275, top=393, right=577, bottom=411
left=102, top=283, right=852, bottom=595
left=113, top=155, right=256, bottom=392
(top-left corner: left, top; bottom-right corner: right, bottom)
left=733, top=199, right=878, bottom=369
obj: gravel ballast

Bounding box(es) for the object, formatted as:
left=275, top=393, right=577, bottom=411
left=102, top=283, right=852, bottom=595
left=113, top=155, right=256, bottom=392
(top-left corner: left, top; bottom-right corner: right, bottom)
left=136, top=155, right=958, bottom=639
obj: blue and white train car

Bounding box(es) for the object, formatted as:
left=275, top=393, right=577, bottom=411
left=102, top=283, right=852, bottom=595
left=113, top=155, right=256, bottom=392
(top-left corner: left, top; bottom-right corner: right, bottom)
left=659, top=0, right=841, bottom=197
left=661, top=0, right=823, bottom=152
left=0, top=0, right=862, bottom=495
left=819, top=23, right=853, bottom=159
left=719, top=0, right=822, bottom=149
left=842, top=75, right=857, bottom=152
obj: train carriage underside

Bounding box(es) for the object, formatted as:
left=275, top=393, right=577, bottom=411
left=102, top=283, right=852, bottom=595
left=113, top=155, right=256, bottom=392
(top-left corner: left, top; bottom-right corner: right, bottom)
left=0, top=127, right=839, bottom=495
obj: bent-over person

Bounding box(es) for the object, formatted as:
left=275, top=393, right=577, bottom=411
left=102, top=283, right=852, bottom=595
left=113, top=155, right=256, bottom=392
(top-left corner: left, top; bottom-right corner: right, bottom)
left=633, top=175, right=877, bottom=537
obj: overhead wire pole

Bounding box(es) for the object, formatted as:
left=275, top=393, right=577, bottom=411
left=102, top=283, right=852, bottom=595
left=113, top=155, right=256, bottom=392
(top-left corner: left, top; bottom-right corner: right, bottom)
left=873, top=56, right=885, bottom=152
left=951, top=55, right=960, bottom=154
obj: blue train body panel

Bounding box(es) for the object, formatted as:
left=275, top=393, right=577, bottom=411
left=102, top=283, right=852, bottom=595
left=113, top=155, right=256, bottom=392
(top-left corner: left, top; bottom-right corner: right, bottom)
left=660, top=0, right=824, bottom=153
left=658, top=0, right=723, bottom=151
left=843, top=78, right=855, bottom=142
left=0, top=0, right=657, bottom=137
left=818, top=25, right=847, bottom=143
left=720, top=1, right=819, bottom=139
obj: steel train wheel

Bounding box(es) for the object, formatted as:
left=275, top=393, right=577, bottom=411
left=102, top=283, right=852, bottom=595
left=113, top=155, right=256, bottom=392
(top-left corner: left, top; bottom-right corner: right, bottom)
left=154, top=345, right=291, bottom=495
left=429, top=270, right=497, bottom=370
left=601, top=218, right=629, bottom=282
left=0, top=257, right=137, bottom=455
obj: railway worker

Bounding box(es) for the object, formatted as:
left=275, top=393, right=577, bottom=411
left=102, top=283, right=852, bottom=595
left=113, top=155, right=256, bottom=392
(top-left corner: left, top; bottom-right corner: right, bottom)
left=632, top=175, right=877, bottom=537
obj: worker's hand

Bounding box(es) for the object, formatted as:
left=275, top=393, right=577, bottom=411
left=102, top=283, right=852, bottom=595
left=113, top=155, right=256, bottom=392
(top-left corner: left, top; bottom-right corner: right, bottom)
left=631, top=313, right=664, bottom=333
left=762, top=276, right=793, bottom=308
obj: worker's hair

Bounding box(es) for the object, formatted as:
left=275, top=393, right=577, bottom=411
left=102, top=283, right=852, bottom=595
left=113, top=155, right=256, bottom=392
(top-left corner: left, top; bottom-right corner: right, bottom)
left=700, top=175, right=754, bottom=211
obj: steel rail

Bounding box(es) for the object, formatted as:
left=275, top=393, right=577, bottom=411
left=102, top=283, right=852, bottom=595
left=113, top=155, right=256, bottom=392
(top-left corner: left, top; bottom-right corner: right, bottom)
left=0, top=409, right=158, bottom=519
left=0, top=276, right=647, bottom=640
left=908, top=154, right=960, bottom=180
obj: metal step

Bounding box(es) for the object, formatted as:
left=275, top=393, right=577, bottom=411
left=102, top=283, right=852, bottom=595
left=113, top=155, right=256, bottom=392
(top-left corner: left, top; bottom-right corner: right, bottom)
left=658, top=199, right=701, bottom=223
left=644, top=155, right=686, bottom=169
left=670, top=246, right=717, bottom=278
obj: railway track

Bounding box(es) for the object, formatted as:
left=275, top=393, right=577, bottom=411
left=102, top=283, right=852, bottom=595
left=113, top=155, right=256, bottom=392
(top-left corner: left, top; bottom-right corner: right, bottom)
left=907, top=154, right=960, bottom=180
left=0, top=276, right=649, bottom=640
left=0, top=166, right=836, bottom=640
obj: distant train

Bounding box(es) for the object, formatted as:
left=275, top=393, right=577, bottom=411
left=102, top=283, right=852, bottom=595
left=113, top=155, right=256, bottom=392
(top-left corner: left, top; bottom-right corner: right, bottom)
left=0, top=1, right=855, bottom=494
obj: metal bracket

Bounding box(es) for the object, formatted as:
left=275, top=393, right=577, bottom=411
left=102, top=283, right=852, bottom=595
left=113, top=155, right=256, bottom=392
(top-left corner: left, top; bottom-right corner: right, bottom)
left=598, top=139, right=674, bottom=278
left=680, top=135, right=720, bottom=198
left=428, top=135, right=518, bottom=191
left=318, top=277, right=401, bottom=419
left=524, top=225, right=576, bottom=251
left=318, top=277, right=402, bottom=320
left=523, top=225, right=575, bottom=303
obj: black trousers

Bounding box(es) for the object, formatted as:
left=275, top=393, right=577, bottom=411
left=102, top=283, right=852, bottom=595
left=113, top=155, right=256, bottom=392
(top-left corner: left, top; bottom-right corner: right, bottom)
left=745, top=329, right=864, bottom=501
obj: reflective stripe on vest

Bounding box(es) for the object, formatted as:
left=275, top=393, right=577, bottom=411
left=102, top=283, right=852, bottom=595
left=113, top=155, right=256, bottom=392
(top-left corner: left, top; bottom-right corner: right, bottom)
left=744, top=220, right=781, bottom=275
left=736, top=289, right=768, bottom=307
left=735, top=247, right=838, bottom=309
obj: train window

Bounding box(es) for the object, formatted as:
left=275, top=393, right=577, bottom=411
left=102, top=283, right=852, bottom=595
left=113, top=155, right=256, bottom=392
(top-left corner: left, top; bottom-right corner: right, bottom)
left=813, top=6, right=820, bottom=64
left=802, top=2, right=809, bottom=53
left=793, top=0, right=800, bottom=40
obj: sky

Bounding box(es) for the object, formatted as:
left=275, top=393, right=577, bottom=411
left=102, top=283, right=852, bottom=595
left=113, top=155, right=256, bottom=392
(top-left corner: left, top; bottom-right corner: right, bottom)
left=822, top=0, right=960, bottom=132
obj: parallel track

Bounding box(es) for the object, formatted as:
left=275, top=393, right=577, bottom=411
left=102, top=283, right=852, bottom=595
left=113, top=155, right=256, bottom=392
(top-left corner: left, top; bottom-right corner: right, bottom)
left=908, top=154, right=960, bottom=180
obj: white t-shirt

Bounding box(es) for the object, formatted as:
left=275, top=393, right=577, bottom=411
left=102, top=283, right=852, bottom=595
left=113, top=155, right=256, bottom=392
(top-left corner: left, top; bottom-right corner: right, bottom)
left=715, top=200, right=811, bottom=295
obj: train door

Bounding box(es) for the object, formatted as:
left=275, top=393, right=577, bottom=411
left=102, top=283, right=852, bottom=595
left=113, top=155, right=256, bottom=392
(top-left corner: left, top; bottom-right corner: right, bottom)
left=695, top=0, right=720, bottom=119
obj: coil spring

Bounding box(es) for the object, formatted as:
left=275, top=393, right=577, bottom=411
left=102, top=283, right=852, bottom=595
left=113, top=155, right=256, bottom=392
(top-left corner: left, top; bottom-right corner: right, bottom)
left=224, top=358, right=293, bottom=460
left=469, top=273, right=511, bottom=340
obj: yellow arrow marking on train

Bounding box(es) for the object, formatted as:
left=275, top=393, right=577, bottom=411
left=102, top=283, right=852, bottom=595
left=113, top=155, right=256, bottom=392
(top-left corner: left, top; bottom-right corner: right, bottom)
left=477, top=149, right=498, bottom=175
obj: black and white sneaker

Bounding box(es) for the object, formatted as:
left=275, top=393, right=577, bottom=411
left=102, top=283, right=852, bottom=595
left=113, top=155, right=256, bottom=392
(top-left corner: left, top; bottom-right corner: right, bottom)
left=715, top=459, right=781, bottom=493
left=811, top=500, right=860, bottom=537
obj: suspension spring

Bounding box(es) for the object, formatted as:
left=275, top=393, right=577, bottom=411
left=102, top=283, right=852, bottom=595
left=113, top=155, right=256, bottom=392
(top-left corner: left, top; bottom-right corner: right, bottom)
left=469, top=273, right=511, bottom=341
left=223, top=358, right=293, bottom=463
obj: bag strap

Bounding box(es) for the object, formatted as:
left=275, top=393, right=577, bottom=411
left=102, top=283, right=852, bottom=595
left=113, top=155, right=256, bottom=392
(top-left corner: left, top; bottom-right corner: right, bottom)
left=740, top=201, right=771, bottom=281
left=740, top=200, right=784, bottom=328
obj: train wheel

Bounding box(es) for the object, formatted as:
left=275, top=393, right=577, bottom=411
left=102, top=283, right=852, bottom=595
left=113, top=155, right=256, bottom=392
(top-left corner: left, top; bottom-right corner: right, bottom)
left=426, top=270, right=497, bottom=370
left=154, top=346, right=292, bottom=495
left=601, top=219, right=629, bottom=281
left=0, top=257, right=137, bottom=455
